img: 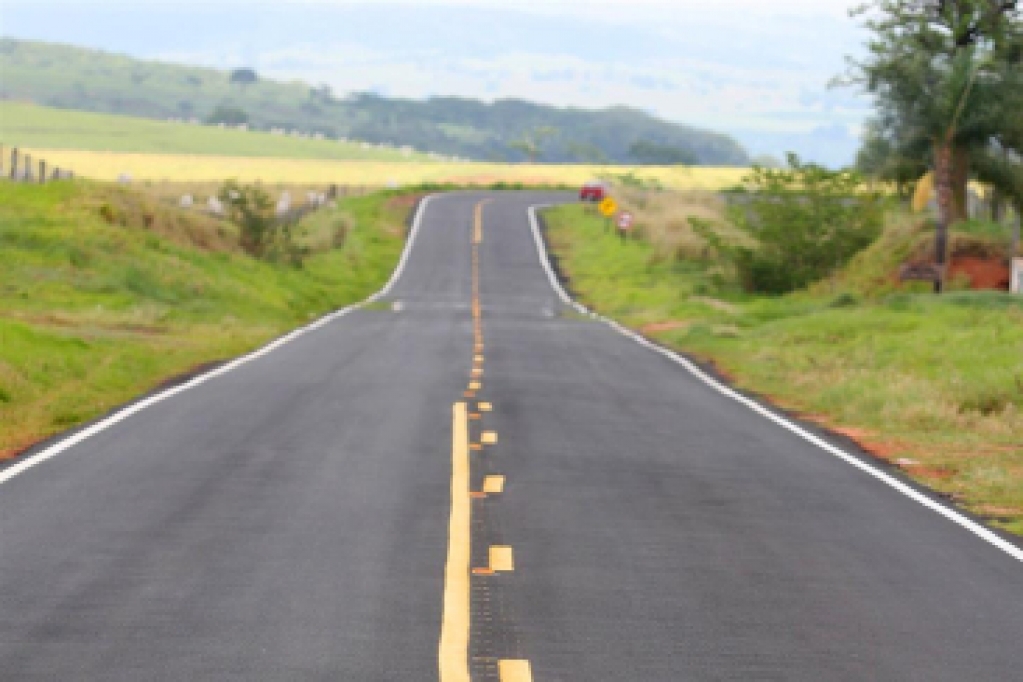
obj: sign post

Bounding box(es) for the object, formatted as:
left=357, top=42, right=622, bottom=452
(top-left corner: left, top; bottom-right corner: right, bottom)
left=616, top=211, right=634, bottom=243
left=598, top=197, right=618, bottom=233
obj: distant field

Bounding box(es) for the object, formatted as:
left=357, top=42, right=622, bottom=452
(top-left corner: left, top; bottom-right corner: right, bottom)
left=9, top=148, right=748, bottom=190
left=0, top=102, right=428, bottom=162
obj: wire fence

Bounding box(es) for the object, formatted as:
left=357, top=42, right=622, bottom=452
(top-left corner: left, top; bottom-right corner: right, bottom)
left=1, top=146, right=75, bottom=183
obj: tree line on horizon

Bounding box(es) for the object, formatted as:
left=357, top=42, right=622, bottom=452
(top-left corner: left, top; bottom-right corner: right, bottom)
left=0, top=38, right=750, bottom=167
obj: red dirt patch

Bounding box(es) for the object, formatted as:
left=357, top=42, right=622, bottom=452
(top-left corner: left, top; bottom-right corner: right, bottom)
left=948, top=256, right=1010, bottom=290
left=1, top=440, right=37, bottom=461
left=831, top=425, right=876, bottom=441
left=639, top=320, right=690, bottom=335
left=386, top=194, right=426, bottom=209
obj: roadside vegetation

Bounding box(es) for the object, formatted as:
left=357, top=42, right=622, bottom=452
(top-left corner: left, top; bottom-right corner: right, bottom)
left=0, top=179, right=412, bottom=457
left=542, top=183, right=1023, bottom=535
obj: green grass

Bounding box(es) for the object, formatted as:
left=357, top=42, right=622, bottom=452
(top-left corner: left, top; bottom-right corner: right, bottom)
left=0, top=180, right=410, bottom=455
left=544, top=204, right=1023, bottom=535
left=0, top=101, right=428, bottom=161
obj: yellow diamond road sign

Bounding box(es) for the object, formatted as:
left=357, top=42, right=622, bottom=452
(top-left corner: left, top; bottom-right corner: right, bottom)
left=598, top=197, right=618, bottom=217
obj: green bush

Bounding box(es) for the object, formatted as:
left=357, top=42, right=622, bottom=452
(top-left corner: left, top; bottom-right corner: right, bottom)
left=218, top=180, right=304, bottom=266
left=699, top=155, right=884, bottom=294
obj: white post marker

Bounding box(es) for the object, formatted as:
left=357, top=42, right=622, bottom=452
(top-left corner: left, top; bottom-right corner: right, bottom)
left=616, top=211, right=633, bottom=242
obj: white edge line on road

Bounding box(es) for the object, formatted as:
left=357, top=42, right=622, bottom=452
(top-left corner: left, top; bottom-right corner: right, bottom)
left=0, top=195, right=436, bottom=487
left=527, top=204, right=1023, bottom=564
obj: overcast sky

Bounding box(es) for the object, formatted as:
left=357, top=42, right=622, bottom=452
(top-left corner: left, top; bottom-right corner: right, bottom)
left=2, top=0, right=875, bottom=166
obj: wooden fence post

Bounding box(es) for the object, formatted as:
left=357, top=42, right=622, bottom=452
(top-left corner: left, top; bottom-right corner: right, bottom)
left=39, top=160, right=47, bottom=184
left=9, top=148, right=18, bottom=180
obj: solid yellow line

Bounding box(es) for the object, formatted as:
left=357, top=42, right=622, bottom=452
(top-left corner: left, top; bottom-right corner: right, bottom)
left=439, top=403, right=471, bottom=682
left=499, top=660, right=533, bottom=682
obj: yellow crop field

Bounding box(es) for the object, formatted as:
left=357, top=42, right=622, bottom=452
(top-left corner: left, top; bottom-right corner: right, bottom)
left=24, top=149, right=749, bottom=191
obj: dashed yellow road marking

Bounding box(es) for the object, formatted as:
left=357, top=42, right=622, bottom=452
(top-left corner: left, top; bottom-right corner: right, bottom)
left=439, top=403, right=471, bottom=682
left=470, top=443, right=483, bottom=452
left=499, top=660, right=533, bottom=682
left=481, top=431, right=498, bottom=445
left=473, top=200, right=489, bottom=244
left=478, top=402, right=492, bottom=412
left=471, top=368, right=483, bottom=378
left=474, top=355, right=484, bottom=364
left=483, top=475, right=505, bottom=494
left=469, top=381, right=482, bottom=391
left=489, top=545, right=514, bottom=572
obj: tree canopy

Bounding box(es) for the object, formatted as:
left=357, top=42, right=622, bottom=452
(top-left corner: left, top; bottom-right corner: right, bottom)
left=841, top=0, right=1023, bottom=223
left=229, top=68, right=258, bottom=85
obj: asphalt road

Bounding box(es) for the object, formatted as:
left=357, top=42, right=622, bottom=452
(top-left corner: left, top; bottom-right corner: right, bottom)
left=1, top=191, right=1021, bottom=680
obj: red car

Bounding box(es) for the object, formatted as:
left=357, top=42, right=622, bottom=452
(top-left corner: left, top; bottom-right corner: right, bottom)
left=579, top=180, right=609, bottom=202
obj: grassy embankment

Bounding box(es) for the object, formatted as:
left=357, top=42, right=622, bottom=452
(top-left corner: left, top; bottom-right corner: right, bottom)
left=0, top=179, right=411, bottom=456
left=1, top=103, right=747, bottom=189
left=543, top=192, right=1023, bottom=535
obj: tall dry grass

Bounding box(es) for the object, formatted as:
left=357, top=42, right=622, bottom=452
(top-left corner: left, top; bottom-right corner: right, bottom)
left=612, top=187, right=748, bottom=262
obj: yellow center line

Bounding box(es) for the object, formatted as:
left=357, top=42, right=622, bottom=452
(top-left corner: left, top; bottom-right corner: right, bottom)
left=473, top=200, right=490, bottom=245
left=499, top=660, right=533, bottom=682
left=439, top=403, right=471, bottom=682
left=490, top=545, right=514, bottom=572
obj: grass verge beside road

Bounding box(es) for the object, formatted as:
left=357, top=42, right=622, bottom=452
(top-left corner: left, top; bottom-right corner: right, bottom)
left=0, top=180, right=411, bottom=457
left=542, top=203, right=1023, bottom=535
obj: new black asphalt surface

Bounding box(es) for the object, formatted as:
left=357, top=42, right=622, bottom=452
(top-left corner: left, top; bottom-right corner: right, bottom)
left=1, top=192, right=1021, bottom=680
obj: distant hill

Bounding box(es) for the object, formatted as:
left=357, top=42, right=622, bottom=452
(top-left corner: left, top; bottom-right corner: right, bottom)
left=0, top=38, right=750, bottom=166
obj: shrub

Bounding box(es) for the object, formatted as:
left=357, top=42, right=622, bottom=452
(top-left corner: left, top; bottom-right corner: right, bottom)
left=218, top=180, right=304, bottom=266
left=698, top=154, right=884, bottom=294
